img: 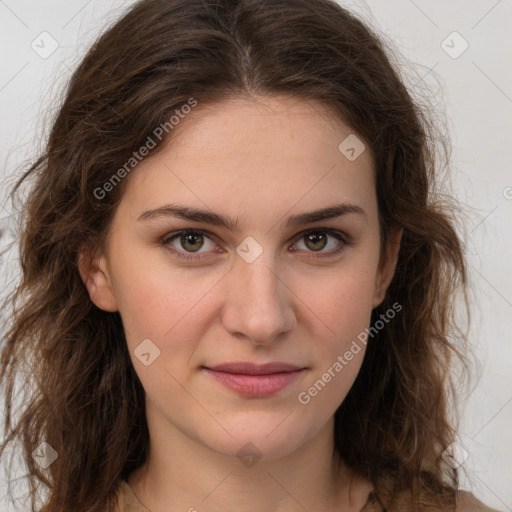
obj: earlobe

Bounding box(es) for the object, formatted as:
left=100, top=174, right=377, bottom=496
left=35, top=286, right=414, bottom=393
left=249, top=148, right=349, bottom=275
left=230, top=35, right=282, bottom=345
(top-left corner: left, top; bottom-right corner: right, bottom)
left=372, top=226, right=403, bottom=309
left=77, top=248, right=118, bottom=312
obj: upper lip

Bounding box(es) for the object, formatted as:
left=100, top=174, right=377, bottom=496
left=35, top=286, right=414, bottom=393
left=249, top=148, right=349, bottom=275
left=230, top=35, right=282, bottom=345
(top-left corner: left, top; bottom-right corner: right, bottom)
left=203, top=362, right=305, bottom=375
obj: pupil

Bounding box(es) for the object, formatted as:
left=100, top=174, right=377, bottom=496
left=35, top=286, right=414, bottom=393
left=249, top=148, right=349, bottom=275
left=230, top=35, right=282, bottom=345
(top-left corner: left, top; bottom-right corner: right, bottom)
left=182, top=233, right=202, bottom=252
left=306, top=233, right=326, bottom=251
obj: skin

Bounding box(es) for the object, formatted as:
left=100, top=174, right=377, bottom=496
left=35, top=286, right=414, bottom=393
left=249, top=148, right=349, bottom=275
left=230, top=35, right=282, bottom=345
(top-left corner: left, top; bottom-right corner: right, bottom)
left=79, top=95, right=402, bottom=512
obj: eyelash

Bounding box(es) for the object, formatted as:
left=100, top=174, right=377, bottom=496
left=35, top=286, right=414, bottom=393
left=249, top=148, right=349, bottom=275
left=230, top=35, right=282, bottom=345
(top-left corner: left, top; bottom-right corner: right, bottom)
left=159, top=228, right=351, bottom=262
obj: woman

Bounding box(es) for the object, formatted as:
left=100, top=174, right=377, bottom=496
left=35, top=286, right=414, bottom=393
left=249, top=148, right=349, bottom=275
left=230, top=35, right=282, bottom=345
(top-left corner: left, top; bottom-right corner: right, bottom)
left=0, top=0, right=500, bottom=510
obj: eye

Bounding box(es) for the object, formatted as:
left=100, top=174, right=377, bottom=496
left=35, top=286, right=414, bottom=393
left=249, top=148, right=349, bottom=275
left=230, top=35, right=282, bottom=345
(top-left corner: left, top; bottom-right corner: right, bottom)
left=291, top=229, right=349, bottom=258
left=160, top=228, right=350, bottom=262
left=161, top=229, right=218, bottom=260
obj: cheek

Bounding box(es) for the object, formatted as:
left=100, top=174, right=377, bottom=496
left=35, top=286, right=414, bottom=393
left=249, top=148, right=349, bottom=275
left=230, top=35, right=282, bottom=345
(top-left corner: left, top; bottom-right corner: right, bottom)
left=110, top=242, right=223, bottom=347
left=302, top=262, right=377, bottom=339
left=296, top=261, right=377, bottom=402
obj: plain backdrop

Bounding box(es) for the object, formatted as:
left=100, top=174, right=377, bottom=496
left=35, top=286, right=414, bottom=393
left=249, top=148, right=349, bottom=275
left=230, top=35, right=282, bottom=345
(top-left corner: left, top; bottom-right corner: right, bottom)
left=0, top=1, right=511, bottom=511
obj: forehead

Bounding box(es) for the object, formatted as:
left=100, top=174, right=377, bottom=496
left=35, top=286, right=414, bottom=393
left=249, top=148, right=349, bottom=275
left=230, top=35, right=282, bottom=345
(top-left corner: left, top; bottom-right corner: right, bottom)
left=167, top=95, right=365, bottom=160
left=118, top=95, right=376, bottom=224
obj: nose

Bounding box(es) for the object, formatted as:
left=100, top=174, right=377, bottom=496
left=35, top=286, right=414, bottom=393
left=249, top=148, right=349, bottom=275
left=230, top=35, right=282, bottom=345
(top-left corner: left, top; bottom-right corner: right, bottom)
left=220, top=252, right=297, bottom=347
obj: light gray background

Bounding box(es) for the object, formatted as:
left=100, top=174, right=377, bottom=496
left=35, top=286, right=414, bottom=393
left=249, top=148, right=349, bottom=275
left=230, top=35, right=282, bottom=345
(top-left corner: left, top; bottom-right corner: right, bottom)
left=0, top=1, right=511, bottom=511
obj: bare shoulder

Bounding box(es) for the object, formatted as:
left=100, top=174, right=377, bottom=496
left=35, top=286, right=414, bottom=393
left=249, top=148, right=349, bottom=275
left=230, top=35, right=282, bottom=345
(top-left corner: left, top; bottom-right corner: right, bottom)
left=358, top=488, right=501, bottom=512
left=359, top=490, right=385, bottom=511
left=455, top=490, right=502, bottom=512
left=113, top=479, right=150, bottom=512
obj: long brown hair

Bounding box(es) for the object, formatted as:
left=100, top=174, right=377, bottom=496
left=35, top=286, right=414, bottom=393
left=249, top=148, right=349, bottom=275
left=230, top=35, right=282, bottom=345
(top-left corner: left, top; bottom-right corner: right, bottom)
left=1, top=0, right=472, bottom=510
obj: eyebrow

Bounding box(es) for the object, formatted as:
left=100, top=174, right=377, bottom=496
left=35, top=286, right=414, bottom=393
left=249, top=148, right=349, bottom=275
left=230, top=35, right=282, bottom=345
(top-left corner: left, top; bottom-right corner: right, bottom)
left=137, top=202, right=367, bottom=230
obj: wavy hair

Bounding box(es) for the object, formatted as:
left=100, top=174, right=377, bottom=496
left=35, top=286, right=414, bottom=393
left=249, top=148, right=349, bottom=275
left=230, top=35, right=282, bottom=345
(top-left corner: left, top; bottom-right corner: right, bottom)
left=1, top=0, right=472, bottom=510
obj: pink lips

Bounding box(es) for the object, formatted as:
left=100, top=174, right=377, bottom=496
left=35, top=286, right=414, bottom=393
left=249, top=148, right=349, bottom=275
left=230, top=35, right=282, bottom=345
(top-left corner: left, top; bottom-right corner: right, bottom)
left=202, top=362, right=306, bottom=397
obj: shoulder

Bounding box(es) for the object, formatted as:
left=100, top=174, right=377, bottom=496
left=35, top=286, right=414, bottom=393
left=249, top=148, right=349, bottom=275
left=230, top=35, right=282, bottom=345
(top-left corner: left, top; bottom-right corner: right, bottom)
left=360, top=489, right=501, bottom=512
left=360, top=490, right=385, bottom=511
left=113, top=479, right=150, bottom=512
left=455, top=490, right=502, bottom=512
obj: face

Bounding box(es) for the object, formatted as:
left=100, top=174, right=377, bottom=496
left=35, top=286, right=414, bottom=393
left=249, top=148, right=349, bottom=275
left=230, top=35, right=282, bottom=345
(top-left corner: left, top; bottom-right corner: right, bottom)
left=80, top=95, right=401, bottom=462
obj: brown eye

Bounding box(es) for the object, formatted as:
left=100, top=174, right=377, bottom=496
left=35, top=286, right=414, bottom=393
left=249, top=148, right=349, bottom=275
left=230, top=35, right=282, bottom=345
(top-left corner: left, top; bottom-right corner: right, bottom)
left=292, top=229, right=348, bottom=258
left=160, top=227, right=349, bottom=262
left=180, top=232, right=204, bottom=252
left=304, top=232, right=328, bottom=251
left=162, top=229, right=218, bottom=260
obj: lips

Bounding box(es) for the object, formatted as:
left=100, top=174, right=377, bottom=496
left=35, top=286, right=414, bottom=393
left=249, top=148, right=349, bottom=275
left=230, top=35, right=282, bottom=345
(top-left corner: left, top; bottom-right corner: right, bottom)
left=202, top=362, right=306, bottom=397
left=205, top=362, right=304, bottom=375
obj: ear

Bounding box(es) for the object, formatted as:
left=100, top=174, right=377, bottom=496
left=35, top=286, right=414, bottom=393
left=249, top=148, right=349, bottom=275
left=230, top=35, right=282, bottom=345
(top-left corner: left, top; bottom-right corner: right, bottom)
left=77, top=245, right=119, bottom=312
left=371, top=225, right=403, bottom=309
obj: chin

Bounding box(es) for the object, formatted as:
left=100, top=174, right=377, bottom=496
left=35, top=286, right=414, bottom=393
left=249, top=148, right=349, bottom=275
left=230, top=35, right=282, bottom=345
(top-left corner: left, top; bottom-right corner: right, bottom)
left=193, top=413, right=314, bottom=464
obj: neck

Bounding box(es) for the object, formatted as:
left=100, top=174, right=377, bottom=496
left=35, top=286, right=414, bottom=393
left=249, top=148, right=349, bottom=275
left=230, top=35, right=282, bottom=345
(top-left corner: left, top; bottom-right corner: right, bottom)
left=127, top=403, right=372, bottom=512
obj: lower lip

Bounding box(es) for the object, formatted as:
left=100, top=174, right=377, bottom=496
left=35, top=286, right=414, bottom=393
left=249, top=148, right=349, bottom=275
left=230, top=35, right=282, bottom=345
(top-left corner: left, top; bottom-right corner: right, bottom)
left=202, top=368, right=305, bottom=397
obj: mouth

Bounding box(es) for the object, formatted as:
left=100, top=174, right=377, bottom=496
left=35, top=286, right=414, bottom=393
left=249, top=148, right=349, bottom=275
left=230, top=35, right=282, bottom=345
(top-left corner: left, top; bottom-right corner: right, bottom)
left=201, top=362, right=307, bottom=397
